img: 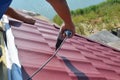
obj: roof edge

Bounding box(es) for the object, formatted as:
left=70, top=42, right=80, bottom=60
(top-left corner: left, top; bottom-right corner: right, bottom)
left=53, top=24, right=120, bottom=52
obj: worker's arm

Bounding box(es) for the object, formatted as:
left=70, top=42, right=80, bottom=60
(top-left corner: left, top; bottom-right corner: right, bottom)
left=47, top=0, right=75, bottom=37
left=5, top=7, right=35, bottom=25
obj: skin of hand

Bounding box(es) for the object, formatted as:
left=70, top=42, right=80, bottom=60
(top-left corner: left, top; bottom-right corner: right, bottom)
left=5, top=7, right=35, bottom=25
left=47, top=0, right=75, bottom=38
left=22, top=17, right=36, bottom=25
left=60, top=22, right=75, bottom=38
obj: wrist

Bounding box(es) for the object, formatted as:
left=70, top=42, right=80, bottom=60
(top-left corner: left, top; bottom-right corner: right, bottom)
left=64, top=22, right=74, bottom=27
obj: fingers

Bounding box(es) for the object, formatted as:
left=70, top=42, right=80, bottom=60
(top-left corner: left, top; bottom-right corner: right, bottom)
left=23, top=18, right=36, bottom=25
left=60, top=23, right=75, bottom=38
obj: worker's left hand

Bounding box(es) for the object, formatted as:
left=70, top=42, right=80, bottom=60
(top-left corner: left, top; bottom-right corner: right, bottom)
left=23, top=17, right=36, bottom=25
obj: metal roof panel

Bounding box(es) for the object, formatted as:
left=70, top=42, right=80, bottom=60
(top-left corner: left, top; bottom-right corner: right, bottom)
left=10, top=16, right=120, bottom=80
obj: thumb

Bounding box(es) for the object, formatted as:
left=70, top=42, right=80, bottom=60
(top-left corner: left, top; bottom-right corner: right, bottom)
left=60, top=23, right=66, bottom=38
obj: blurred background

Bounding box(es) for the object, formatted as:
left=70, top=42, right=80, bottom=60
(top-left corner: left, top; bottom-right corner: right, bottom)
left=10, top=0, right=105, bottom=19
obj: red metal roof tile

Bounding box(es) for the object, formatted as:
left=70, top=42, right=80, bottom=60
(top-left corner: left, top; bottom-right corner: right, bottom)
left=97, top=69, right=120, bottom=80
left=22, top=66, right=73, bottom=80
left=87, top=57, right=112, bottom=70
left=10, top=16, right=120, bottom=80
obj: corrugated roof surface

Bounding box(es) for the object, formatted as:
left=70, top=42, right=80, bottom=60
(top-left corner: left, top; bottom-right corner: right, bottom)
left=10, top=17, right=120, bottom=80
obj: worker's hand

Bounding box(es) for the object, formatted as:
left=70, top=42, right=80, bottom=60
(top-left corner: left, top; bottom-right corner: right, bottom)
left=23, top=17, right=36, bottom=25
left=60, top=22, right=75, bottom=38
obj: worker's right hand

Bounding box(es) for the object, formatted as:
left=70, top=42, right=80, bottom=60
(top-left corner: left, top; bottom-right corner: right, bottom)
left=60, top=22, right=75, bottom=38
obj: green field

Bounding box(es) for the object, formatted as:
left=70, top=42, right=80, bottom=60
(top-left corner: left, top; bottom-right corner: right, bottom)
left=53, top=0, right=120, bottom=36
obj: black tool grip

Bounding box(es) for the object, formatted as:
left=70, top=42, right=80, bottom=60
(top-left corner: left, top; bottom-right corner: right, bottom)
left=55, top=30, right=72, bottom=50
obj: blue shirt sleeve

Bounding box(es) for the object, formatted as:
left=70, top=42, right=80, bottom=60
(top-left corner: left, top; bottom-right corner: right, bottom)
left=0, top=0, right=12, bottom=19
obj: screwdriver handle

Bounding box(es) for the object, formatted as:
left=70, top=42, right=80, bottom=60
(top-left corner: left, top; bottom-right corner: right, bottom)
left=56, top=30, right=72, bottom=50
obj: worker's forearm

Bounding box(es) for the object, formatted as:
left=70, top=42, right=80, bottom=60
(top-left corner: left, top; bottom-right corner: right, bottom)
left=47, top=0, right=73, bottom=24
left=5, top=7, right=35, bottom=25
left=5, top=7, right=26, bottom=21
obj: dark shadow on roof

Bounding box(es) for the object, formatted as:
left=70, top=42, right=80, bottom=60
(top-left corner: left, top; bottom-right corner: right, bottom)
left=9, top=20, right=22, bottom=27
left=21, top=66, right=32, bottom=80
left=61, top=56, right=89, bottom=80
